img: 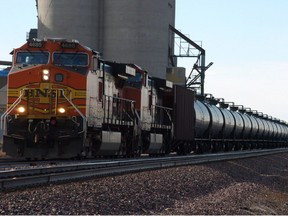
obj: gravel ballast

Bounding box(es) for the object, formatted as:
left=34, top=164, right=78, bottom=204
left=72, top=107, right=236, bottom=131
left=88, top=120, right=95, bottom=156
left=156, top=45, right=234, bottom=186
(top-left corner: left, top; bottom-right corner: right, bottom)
left=0, top=152, right=288, bottom=215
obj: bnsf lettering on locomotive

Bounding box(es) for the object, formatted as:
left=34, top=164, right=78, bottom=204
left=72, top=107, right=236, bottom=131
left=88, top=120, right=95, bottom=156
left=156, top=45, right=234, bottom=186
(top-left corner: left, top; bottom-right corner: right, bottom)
left=24, top=89, right=65, bottom=98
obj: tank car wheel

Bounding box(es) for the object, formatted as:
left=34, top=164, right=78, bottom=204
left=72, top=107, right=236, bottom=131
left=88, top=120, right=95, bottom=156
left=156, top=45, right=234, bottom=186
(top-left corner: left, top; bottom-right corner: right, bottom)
left=176, top=142, right=190, bottom=155
left=232, top=143, right=236, bottom=151
left=214, top=144, right=218, bottom=152
left=211, top=142, right=220, bottom=153
left=195, top=143, right=203, bottom=154
left=223, top=142, right=229, bottom=152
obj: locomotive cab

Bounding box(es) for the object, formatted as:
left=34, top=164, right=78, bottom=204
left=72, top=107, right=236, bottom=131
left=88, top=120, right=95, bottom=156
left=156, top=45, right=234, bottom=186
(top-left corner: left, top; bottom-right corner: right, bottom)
left=1, top=39, right=95, bottom=159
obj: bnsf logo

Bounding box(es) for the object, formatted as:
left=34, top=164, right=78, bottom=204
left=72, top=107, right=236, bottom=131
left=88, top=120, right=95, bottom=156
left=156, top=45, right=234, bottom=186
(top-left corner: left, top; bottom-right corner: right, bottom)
left=24, top=89, right=66, bottom=98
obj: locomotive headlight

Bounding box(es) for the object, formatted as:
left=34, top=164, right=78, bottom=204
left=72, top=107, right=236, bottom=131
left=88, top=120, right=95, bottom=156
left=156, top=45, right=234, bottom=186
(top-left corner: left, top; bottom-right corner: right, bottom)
left=42, top=69, right=50, bottom=81
left=43, top=75, right=49, bottom=81
left=58, top=107, right=66, bottom=114
left=43, top=69, right=49, bottom=75
left=17, top=106, right=26, bottom=113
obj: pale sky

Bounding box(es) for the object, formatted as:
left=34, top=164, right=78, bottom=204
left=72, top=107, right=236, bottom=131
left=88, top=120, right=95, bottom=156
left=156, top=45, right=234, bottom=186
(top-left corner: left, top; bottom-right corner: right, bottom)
left=1, top=0, right=288, bottom=121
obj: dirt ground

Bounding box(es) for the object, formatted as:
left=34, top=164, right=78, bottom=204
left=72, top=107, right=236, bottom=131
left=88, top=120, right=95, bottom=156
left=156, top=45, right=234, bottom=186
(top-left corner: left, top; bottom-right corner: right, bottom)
left=0, top=151, right=288, bottom=214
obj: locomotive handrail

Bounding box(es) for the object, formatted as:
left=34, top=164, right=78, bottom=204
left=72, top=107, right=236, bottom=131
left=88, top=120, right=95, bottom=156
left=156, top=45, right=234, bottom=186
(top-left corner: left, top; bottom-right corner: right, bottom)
left=103, top=94, right=136, bottom=124
left=132, top=102, right=141, bottom=136
left=129, top=101, right=139, bottom=121
left=103, top=95, right=135, bottom=104
left=151, top=104, right=173, bottom=125
left=0, top=89, right=25, bottom=133
left=59, top=89, right=87, bottom=136
left=153, top=104, right=173, bottom=111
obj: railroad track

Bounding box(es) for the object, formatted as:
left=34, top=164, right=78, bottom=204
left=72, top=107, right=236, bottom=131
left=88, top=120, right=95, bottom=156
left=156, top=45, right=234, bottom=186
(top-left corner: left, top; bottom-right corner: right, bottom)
left=0, top=148, right=287, bottom=190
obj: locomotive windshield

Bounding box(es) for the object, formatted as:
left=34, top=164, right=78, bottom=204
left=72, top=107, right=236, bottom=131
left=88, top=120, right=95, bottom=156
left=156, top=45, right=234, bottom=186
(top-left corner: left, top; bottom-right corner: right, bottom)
left=53, top=53, right=88, bottom=67
left=16, top=51, right=49, bottom=65
left=125, top=73, right=142, bottom=88
left=52, top=52, right=89, bottom=75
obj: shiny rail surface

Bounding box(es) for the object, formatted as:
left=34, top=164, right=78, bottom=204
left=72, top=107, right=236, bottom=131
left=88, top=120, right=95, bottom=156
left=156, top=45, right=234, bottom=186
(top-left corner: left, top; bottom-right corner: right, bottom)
left=0, top=148, right=287, bottom=190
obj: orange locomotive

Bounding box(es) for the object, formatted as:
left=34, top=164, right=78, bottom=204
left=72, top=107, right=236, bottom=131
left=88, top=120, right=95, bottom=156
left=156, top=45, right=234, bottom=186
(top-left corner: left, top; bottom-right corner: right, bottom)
left=1, top=39, right=174, bottom=159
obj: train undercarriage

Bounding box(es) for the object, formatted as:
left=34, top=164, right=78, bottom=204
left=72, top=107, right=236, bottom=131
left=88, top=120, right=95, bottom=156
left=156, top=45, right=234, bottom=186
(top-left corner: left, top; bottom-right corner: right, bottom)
left=2, top=118, right=288, bottom=160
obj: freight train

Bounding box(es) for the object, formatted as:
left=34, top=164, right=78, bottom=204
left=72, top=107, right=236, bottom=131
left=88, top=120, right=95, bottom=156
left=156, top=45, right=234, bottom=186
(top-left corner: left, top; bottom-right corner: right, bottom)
left=0, top=39, right=287, bottom=159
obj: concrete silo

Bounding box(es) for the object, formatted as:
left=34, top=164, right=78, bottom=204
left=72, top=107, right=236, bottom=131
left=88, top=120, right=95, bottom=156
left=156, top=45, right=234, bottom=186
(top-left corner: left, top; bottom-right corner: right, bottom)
left=37, top=0, right=101, bottom=50
left=37, top=0, right=175, bottom=78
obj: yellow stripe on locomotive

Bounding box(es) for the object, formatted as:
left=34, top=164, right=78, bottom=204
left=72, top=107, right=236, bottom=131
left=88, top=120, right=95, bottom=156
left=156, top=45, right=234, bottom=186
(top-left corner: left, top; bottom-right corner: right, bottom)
left=7, top=83, right=86, bottom=118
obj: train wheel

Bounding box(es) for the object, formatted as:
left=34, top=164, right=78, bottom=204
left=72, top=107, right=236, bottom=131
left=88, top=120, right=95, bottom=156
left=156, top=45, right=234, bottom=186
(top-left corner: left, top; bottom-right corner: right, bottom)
left=176, top=142, right=190, bottom=155
left=223, top=142, right=229, bottom=152
left=195, top=143, right=203, bottom=154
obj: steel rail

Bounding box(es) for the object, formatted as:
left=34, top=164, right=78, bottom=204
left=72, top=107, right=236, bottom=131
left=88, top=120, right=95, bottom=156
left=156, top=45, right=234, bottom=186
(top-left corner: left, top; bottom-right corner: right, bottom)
left=0, top=148, right=287, bottom=190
